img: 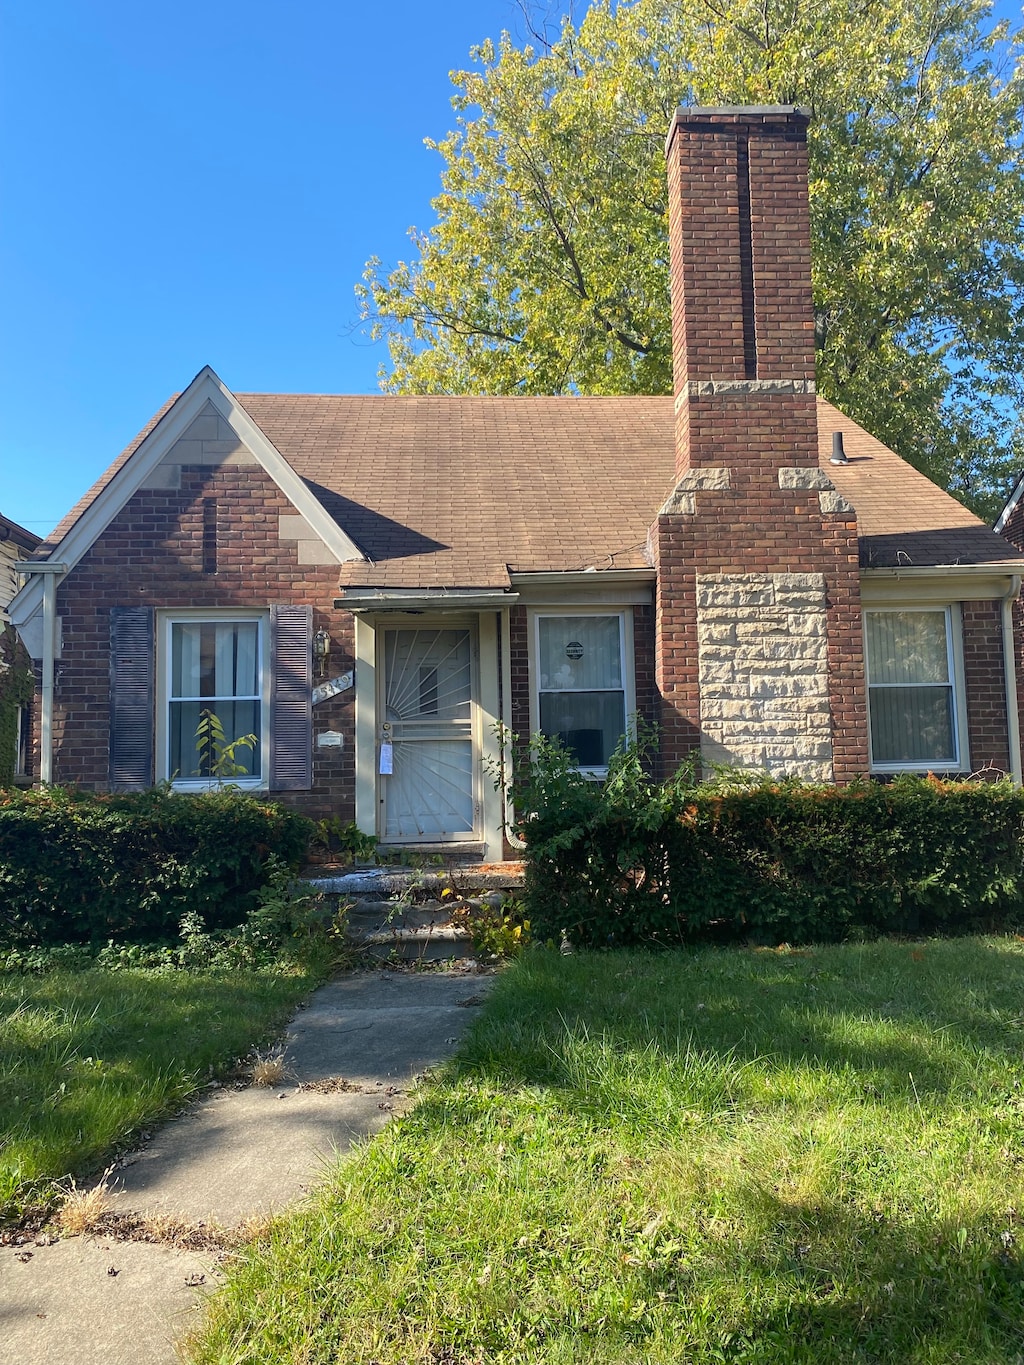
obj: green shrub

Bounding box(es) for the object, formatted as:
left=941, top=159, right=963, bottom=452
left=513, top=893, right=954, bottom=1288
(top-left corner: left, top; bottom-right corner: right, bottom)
left=0, top=863, right=349, bottom=977
left=511, top=734, right=1024, bottom=947
left=0, top=786, right=313, bottom=946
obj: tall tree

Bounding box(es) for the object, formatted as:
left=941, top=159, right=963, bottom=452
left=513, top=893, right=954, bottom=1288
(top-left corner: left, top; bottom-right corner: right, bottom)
left=358, top=0, right=1024, bottom=517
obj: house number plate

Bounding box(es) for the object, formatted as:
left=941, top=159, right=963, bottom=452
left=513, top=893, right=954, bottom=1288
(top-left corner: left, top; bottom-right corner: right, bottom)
left=312, top=670, right=354, bottom=705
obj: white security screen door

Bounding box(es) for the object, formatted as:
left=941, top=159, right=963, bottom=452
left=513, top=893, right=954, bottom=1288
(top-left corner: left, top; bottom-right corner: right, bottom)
left=380, top=627, right=479, bottom=841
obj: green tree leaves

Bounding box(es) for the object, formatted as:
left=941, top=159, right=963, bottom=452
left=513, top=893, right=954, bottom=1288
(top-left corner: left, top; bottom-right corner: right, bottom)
left=359, top=0, right=1024, bottom=516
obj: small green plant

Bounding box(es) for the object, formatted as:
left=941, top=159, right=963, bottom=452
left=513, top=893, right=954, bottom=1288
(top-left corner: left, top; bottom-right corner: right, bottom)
left=311, top=817, right=379, bottom=866
left=194, top=709, right=257, bottom=781
left=465, top=898, right=531, bottom=960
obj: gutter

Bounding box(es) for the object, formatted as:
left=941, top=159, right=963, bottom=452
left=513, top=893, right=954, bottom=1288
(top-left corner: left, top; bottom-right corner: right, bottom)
left=14, top=561, right=67, bottom=786
left=509, top=568, right=655, bottom=587
left=1002, top=575, right=1022, bottom=787
left=861, top=563, right=1024, bottom=578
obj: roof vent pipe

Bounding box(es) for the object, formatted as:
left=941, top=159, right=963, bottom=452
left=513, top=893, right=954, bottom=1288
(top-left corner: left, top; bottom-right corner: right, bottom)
left=830, top=431, right=851, bottom=465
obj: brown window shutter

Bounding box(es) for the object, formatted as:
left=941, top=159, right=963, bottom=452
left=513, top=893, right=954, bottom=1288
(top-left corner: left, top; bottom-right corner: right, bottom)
left=270, top=605, right=312, bottom=791
left=109, top=606, right=155, bottom=790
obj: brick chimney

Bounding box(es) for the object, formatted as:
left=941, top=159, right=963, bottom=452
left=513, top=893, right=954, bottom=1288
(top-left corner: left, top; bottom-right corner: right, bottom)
left=652, top=107, right=868, bottom=782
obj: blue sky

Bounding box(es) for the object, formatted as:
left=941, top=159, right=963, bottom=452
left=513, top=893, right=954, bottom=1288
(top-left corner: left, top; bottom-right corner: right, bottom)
left=1, top=1, right=1021, bottom=537
left=0, top=0, right=526, bottom=534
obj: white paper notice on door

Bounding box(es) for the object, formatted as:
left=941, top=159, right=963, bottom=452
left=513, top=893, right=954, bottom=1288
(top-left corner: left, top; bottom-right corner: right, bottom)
left=379, top=742, right=394, bottom=775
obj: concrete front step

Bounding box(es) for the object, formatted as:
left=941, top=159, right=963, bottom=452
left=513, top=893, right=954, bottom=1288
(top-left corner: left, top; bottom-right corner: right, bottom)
left=305, top=862, right=524, bottom=898
left=303, top=863, right=524, bottom=964
left=343, top=899, right=483, bottom=963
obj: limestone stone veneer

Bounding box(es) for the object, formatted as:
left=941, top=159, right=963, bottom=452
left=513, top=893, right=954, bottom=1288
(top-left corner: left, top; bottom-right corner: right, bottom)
left=696, top=572, right=833, bottom=780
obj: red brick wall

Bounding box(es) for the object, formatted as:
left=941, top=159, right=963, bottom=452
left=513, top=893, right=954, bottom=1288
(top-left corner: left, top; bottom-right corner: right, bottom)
left=961, top=600, right=1012, bottom=775
left=632, top=602, right=658, bottom=735
left=657, top=107, right=868, bottom=782
left=999, top=498, right=1024, bottom=554
left=998, top=505, right=1024, bottom=777
left=508, top=605, right=531, bottom=750
left=43, top=463, right=356, bottom=822
left=666, top=109, right=816, bottom=473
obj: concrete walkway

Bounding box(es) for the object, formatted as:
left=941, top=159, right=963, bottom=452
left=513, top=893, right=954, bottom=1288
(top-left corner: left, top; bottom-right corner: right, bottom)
left=0, top=967, right=493, bottom=1365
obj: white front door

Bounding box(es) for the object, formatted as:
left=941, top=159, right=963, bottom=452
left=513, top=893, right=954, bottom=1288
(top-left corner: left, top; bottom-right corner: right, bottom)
left=380, top=626, right=479, bottom=842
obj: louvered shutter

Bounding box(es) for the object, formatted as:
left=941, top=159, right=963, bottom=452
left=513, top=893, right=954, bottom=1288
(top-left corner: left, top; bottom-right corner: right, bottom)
left=270, top=605, right=313, bottom=790
left=109, top=606, right=155, bottom=790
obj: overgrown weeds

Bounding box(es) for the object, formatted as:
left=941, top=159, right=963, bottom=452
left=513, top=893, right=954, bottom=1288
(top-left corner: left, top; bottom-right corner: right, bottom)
left=55, top=1170, right=115, bottom=1236
left=250, top=1048, right=288, bottom=1088
left=0, top=860, right=353, bottom=978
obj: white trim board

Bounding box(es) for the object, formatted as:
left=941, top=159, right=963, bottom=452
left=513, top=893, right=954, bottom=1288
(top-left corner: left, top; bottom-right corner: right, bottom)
left=995, top=474, right=1024, bottom=535
left=10, top=367, right=365, bottom=655
left=860, top=568, right=1022, bottom=604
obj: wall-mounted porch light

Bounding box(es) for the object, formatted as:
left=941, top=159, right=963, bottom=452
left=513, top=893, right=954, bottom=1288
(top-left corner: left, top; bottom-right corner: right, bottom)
left=313, top=628, right=331, bottom=677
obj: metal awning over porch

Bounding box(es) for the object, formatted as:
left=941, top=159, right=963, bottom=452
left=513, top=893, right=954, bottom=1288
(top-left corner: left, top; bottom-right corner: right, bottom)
left=336, top=589, right=520, bottom=612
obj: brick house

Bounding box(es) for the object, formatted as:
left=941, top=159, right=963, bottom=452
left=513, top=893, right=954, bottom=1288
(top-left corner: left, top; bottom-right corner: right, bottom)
left=11, top=106, right=1024, bottom=860
left=1, top=511, right=41, bottom=783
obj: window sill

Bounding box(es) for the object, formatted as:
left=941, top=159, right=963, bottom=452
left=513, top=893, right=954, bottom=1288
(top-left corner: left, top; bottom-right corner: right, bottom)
left=169, top=779, right=267, bottom=793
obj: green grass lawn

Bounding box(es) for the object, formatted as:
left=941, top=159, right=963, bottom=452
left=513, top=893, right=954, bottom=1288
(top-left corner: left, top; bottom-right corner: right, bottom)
left=0, top=965, right=321, bottom=1218
left=190, top=937, right=1024, bottom=1364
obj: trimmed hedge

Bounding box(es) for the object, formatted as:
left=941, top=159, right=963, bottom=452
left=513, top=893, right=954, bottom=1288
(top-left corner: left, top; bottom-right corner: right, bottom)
left=514, top=742, right=1024, bottom=947
left=0, top=786, right=312, bottom=946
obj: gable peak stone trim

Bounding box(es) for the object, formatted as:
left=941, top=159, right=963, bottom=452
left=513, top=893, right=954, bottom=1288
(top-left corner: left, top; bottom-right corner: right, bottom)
left=278, top=514, right=340, bottom=566
left=9, top=367, right=366, bottom=649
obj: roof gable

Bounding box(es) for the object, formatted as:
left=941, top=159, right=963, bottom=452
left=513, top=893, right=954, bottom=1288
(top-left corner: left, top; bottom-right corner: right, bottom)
left=10, top=368, right=365, bottom=630
left=995, top=471, right=1024, bottom=537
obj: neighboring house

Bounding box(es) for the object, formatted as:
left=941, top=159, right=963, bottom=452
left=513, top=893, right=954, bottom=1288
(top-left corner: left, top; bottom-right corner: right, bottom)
left=1, top=511, right=42, bottom=622
left=11, top=107, right=1024, bottom=858
left=1, top=511, right=42, bottom=783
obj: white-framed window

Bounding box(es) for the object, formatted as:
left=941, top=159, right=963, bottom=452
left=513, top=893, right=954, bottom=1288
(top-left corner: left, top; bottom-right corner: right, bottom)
left=159, top=612, right=269, bottom=788
left=531, top=610, right=634, bottom=774
left=864, top=607, right=967, bottom=771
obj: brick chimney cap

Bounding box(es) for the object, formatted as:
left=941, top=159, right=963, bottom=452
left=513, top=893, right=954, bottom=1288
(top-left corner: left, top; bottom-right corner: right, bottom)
left=666, top=105, right=811, bottom=154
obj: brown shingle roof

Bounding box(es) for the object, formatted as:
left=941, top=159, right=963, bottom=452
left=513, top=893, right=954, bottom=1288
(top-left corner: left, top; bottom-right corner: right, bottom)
left=36, top=389, right=1023, bottom=583
left=818, top=401, right=1022, bottom=570
left=240, top=394, right=672, bottom=588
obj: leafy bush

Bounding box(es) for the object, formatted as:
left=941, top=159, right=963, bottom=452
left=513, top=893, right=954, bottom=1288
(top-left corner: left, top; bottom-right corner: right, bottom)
left=511, top=733, right=1024, bottom=947
left=0, top=786, right=313, bottom=946
left=0, top=864, right=349, bottom=976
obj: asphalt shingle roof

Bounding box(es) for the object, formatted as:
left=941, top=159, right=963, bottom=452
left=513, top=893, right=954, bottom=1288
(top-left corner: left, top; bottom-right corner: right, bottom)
left=37, top=391, right=1023, bottom=583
